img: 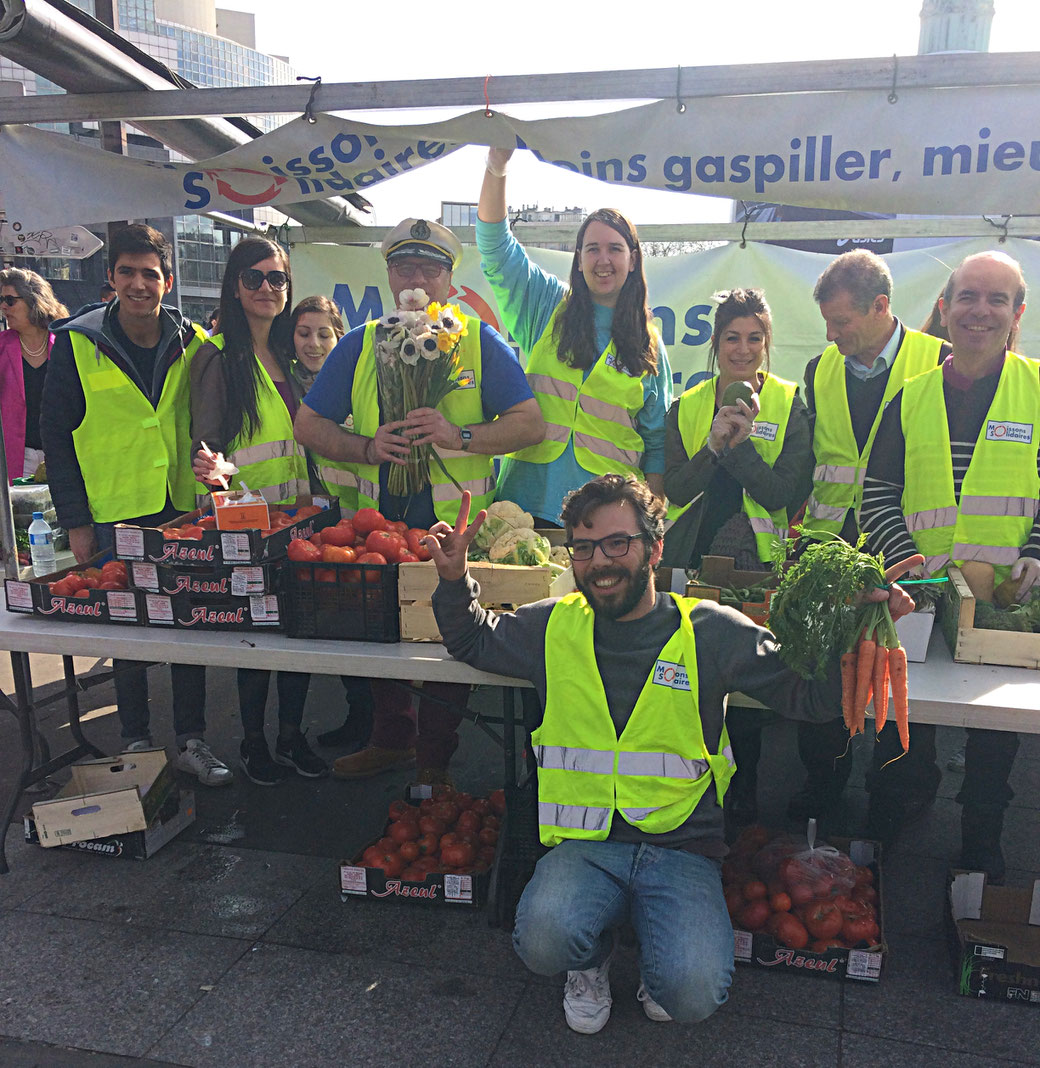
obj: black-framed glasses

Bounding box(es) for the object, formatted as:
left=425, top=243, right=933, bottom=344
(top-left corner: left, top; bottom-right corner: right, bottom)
left=0, top=295, right=21, bottom=307
left=564, top=532, right=648, bottom=562
left=240, top=268, right=289, bottom=291
left=389, top=261, right=448, bottom=282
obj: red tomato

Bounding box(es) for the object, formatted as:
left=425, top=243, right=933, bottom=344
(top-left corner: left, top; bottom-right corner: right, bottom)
left=416, top=833, right=439, bottom=856
left=48, top=579, right=71, bottom=597
left=769, top=892, right=792, bottom=913
left=287, top=538, right=322, bottom=563
left=162, top=528, right=183, bottom=540
left=854, top=866, right=875, bottom=887
left=431, top=800, right=458, bottom=825
left=362, top=845, right=385, bottom=866
left=842, top=913, right=877, bottom=946
left=98, top=581, right=123, bottom=590
left=470, top=798, right=492, bottom=818
left=365, top=529, right=407, bottom=560
left=742, top=880, right=767, bottom=901
left=439, top=832, right=459, bottom=852
left=724, top=887, right=744, bottom=918
left=389, top=820, right=419, bottom=844
left=321, top=524, right=355, bottom=547
left=314, top=568, right=336, bottom=583
left=83, top=567, right=104, bottom=582
left=376, top=837, right=395, bottom=853
left=195, top=515, right=217, bottom=529
left=404, top=529, right=432, bottom=561
left=322, top=544, right=356, bottom=564
left=352, top=508, right=387, bottom=535
left=377, top=850, right=405, bottom=878
left=441, top=842, right=475, bottom=868
left=481, top=814, right=501, bottom=831
left=418, top=816, right=446, bottom=838
left=852, top=885, right=878, bottom=906
left=63, top=573, right=87, bottom=593
left=270, top=511, right=294, bottom=527
left=773, top=914, right=810, bottom=950
left=789, top=882, right=814, bottom=907
left=396, top=551, right=420, bottom=563
left=101, top=560, right=128, bottom=583
left=805, top=901, right=844, bottom=941
left=737, top=900, right=771, bottom=932
left=478, top=826, right=499, bottom=846
left=388, top=520, right=408, bottom=534
left=388, top=799, right=414, bottom=822
left=73, top=588, right=91, bottom=598
left=456, top=810, right=482, bottom=834
left=489, top=789, right=507, bottom=816
left=79, top=575, right=100, bottom=589
left=293, top=505, right=322, bottom=519
left=309, top=532, right=324, bottom=548
left=180, top=526, right=205, bottom=539
left=355, top=552, right=387, bottom=581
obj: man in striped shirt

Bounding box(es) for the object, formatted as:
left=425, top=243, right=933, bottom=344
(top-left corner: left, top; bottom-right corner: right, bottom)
left=859, top=250, right=1037, bottom=880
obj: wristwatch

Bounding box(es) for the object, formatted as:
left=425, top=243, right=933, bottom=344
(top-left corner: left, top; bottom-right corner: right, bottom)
left=459, top=426, right=473, bottom=451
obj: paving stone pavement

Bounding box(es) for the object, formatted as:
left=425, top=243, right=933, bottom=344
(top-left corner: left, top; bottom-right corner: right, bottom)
left=1, top=654, right=1039, bottom=1066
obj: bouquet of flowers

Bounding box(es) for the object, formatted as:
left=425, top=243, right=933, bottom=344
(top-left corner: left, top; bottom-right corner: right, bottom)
left=374, top=287, right=470, bottom=497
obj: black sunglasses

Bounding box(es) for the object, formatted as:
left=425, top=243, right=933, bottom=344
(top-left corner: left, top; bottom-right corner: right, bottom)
left=0, top=295, right=21, bottom=307
left=240, top=268, right=289, bottom=291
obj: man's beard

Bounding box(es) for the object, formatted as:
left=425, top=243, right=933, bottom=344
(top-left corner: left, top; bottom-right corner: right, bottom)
left=575, top=554, right=653, bottom=620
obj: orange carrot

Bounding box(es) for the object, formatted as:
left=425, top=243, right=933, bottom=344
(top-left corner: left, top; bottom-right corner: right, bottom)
left=852, top=637, right=876, bottom=736
left=889, top=645, right=909, bottom=751
left=840, top=651, right=857, bottom=730
left=872, top=644, right=890, bottom=734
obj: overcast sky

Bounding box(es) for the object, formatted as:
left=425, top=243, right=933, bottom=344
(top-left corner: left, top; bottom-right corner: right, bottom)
left=236, top=0, right=1040, bottom=225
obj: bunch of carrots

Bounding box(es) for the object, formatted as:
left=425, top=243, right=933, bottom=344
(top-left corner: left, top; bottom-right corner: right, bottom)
left=769, top=534, right=911, bottom=758
left=840, top=601, right=909, bottom=756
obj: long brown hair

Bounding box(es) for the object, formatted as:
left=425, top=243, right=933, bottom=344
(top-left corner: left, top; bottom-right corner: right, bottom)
left=552, top=209, right=658, bottom=377
left=0, top=268, right=68, bottom=328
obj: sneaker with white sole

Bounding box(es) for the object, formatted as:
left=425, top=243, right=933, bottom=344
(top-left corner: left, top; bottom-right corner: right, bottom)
left=637, top=982, right=673, bottom=1022
left=563, top=939, right=615, bottom=1034
left=175, top=739, right=233, bottom=787
left=274, top=731, right=328, bottom=778
left=124, top=739, right=154, bottom=753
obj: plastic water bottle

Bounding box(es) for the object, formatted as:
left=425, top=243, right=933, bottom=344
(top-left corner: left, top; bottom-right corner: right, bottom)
left=28, top=511, right=56, bottom=577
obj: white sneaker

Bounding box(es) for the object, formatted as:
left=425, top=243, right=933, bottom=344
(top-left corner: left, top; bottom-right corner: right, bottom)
left=637, top=982, right=673, bottom=1022
left=176, top=739, right=233, bottom=787
left=563, top=938, right=615, bottom=1035
left=124, top=739, right=154, bottom=752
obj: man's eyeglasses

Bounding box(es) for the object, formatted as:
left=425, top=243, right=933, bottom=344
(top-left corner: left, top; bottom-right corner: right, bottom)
left=389, top=261, right=448, bottom=282
left=240, top=268, right=289, bottom=291
left=564, top=533, right=648, bottom=562
left=0, top=295, right=21, bottom=307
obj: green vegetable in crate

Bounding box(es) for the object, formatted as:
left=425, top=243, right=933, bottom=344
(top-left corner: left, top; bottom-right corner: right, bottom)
left=489, top=528, right=552, bottom=567
left=474, top=500, right=535, bottom=552
left=549, top=544, right=572, bottom=568
left=719, top=380, right=755, bottom=409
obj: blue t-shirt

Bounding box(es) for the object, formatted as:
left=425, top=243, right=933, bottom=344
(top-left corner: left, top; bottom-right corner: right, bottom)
left=303, top=319, right=532, bottom=528
left=476, top=218, right=672, bottom=525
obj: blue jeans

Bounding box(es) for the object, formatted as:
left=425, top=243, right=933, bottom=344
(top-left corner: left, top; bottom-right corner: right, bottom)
left=513, top=839, right=733, bottom=1024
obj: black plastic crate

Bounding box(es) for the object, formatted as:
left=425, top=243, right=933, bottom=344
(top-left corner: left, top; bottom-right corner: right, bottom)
left=284, top=560, right=400, bottom=642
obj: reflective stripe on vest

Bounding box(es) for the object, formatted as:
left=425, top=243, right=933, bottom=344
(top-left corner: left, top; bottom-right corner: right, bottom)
left=509, top=304, right=648, bottom=480
left=532, top=592, right=735, bottom=847
left=70, top=325, right=205, bottom=523
left=349, top=320, right=495, bottom=524
left=200, top=334, right=308, bottom=505
left=804, top=330, right=942, bottom=537
left=668, top=373, right=797, bottom=562
left=901, top=352, right=1040, bottom=582
left=315, top=458, right=359, bottom=515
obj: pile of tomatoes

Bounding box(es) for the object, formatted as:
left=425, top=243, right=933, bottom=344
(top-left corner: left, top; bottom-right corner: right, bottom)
left=356, top=786, right=508, bottom=881
left=46, top=559, right=129, bottom=597
left=286, top=507, right=431, bottom=580
left=161, top=505, right=328, bottom=540
left=722, top=825, right=881, bottom=952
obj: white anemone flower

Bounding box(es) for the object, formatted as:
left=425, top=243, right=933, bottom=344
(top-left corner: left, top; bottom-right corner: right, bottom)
left=399, top=288, right=429, bottom=311
left=416, top=332, right=441, bottom=360
left=400, top=338, right=421, bottom=365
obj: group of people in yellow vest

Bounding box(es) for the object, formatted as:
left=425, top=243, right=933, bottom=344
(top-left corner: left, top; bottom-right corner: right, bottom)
left=30, top=165, right=1037, bottom=1033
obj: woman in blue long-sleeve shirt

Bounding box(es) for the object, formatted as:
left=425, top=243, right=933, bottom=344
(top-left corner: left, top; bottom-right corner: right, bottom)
left=476, top=147, right=671, bottom=525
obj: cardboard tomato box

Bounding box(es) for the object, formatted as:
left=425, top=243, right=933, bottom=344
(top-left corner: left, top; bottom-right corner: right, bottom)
left=142, top=589, right=283, bottom=630
left=4, top=557, right=142, bottom=625
left=947, top=871, right=1040, bottom=1007
left=113, top=502, right=341, bottom=567
left=129, top=560, right=281, bottom=600
left=731, top=837, right=886, bottom=983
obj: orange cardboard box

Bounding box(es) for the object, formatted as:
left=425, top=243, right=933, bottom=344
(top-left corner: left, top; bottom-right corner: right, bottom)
left=212, top=491, right=270, bottom=532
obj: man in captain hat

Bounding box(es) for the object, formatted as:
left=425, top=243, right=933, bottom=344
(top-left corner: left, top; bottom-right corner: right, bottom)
left=295, top=217, right=544, bottom=782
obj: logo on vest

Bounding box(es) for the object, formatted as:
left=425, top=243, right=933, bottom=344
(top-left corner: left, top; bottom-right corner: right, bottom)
left=652, top=659, right=690, bottom=691
left=604, top=351, right=639, bottom=377
left=750, top=421, right=778, bottom=441
left=456, top=369, right=476, bottom=389
left=986, top=420, right=1033, bottom=444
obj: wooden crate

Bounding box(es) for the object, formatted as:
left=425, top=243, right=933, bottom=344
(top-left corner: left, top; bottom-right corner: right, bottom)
left=940, top=566, right=1040, bottom=668
left=398, top=561, right=575, bottom=642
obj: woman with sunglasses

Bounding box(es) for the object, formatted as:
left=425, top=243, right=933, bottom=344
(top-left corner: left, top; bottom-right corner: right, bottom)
left=0, top=268, right=68, bottom=482
left=191, top=238, right=326, bottom=786
left=477, top=148, right=671, bottom=526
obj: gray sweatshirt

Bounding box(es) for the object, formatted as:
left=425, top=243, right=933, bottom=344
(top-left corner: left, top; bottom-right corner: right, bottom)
left=433, top=574, right=843, bottom=856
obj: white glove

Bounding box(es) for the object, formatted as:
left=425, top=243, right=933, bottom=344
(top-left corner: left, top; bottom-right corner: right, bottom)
left=1009, top=556, right=1040, bottom=600
left=486, top=147, right=513, bottom=177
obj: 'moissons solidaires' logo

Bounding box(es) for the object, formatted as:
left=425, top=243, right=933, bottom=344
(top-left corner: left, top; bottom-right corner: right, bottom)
left=986, top=420, right=1033, bottom=444
left=652, top=660, right=690, bottom=691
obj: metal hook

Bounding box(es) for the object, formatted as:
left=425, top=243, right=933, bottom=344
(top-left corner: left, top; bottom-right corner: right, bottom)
left=483, top=74, right=494, bottom=118
left=739, top=202, right=752, bottom=249
left=888, top=54, right=899, bottom=105
left=297, top=75, right=321, bottom=124
left=675, top=65, right=686, bottom=114
left=982, top=213, right=1012, bottom=243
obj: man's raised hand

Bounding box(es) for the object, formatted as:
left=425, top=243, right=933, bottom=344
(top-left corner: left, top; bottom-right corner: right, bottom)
left=423, top=490, right=487, bottom=582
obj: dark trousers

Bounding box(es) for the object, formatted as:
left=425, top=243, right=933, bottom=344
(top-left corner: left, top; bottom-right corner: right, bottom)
left=368, top=679, right=468, bottom=771
left=237, top=669, right=311, bottom=740
left=115, top=661, right=207, bottom=747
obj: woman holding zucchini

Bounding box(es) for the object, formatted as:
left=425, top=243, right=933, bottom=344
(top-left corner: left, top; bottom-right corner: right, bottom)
left=191, top=238, right=326, bottom=785
left=661, top=289, right=813, bottom=825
